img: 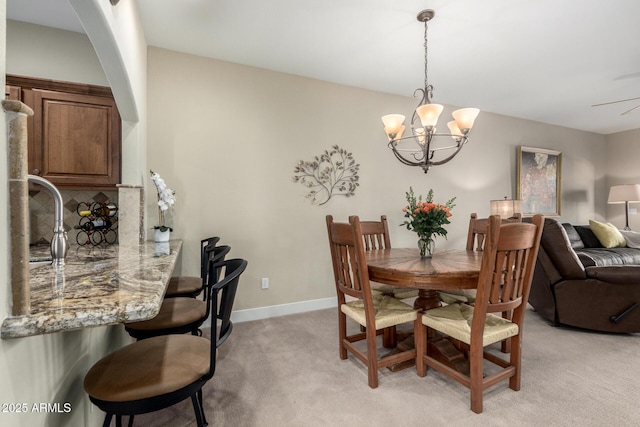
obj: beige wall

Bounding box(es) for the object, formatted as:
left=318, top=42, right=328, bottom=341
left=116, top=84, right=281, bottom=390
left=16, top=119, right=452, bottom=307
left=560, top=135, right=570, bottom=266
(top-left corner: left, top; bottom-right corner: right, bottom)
left=6, top=20, right=108, bottom=86
left=605, top=128, right=640, bottom=229
left=147, top=47, right=608, bottom=313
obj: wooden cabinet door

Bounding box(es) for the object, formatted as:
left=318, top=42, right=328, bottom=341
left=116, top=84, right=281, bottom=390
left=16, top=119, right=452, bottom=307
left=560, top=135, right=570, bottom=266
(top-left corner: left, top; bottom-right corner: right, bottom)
left=5, top=84, right=20, bottom=100
left=30, top=89, right=121, bottom=188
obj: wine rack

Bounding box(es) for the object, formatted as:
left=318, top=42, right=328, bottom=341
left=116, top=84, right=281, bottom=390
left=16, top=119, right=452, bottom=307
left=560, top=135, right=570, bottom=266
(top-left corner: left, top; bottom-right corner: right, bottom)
left=75, top=202, right=118, bottom=246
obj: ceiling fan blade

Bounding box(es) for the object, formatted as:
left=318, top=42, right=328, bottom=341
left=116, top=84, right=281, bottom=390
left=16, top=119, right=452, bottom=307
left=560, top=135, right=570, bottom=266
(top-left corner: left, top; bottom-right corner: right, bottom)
left=621, top=104, right=640, bottom=115
left=591, top=96, right=640, bottom=107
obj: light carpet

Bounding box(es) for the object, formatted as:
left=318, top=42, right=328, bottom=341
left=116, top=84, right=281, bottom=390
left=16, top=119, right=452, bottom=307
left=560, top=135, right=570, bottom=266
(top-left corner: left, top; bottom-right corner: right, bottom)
left=131, top=306, right=640, bottom=426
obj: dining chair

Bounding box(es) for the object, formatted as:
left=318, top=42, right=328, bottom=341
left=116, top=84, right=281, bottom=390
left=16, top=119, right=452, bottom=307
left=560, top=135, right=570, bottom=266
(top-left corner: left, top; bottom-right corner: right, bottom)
left=467, top=212, right=523, bottom=251
left=359, top=215, right=420, bottom=301
left=438, top=213, right=523, bottom=305
left=439, top=212, right=524, bottom=353
left=84, top=258, right=247, bottom=427
left=164, top=236, right=220, bottom=298
left=326, top=215, right=419, bottom=388
left=416, top=214, right=544, bottom=413
left=359, top=215, right=419, bottom=348
left=124, top=245, right=231, bottom=340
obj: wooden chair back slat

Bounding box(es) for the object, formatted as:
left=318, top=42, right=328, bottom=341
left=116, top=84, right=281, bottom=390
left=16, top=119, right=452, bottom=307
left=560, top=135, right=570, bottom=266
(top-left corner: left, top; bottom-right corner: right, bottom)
left=326, top=216, right=372, bottom=302
left=473, top=216, right=543, bottom=320
left=359, top=215, right=391, bottom=250
left=466, top=212, right=522, bottom=251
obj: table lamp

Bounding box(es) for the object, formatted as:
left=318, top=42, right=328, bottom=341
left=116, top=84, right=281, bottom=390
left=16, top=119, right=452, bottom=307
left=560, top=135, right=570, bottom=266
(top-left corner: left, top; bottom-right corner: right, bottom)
left=608, top=184, right=640, bottom=230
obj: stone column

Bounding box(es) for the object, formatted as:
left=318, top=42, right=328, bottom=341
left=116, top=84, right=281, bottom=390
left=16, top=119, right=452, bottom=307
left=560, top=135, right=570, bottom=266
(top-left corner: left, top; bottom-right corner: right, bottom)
left=117, top=184, right=145, bottom=247
left=3, top=100, right=34, bottom=316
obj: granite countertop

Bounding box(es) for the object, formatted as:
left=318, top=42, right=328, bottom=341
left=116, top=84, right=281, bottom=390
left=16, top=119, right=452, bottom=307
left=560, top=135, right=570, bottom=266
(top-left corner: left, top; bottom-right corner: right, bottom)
left=1, top=240, right=182, bottom=339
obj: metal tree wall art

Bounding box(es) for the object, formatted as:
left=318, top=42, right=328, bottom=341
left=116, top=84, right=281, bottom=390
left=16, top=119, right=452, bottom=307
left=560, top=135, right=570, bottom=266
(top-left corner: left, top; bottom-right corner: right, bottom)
left=293, top=145, right=360, bottom=205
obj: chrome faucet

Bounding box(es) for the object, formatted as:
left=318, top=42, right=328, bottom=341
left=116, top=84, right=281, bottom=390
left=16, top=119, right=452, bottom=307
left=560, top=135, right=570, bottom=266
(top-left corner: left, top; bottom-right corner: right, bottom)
left=28, top=175, right=69, bottom=266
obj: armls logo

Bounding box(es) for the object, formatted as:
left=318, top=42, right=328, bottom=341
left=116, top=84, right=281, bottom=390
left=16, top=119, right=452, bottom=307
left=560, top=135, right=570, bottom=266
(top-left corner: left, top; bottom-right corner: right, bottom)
left=31, top=403, right=72, bottom=413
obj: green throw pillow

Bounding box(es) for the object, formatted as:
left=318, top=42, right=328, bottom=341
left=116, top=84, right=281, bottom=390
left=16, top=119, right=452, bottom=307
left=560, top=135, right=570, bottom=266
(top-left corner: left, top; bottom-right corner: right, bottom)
left=588, top=219, right=626, bottom=248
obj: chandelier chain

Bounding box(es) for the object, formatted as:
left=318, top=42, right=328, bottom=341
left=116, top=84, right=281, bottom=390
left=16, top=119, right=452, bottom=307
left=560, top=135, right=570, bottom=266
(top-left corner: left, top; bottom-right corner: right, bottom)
left=423, top=19, right=433, bottom=102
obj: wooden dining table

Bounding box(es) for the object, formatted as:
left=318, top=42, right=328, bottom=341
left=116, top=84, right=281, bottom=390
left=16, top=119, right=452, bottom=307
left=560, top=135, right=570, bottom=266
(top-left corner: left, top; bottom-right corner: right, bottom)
left=365, top=247, right=483, bottom=311
left=365, top=247, right=483, bottom=373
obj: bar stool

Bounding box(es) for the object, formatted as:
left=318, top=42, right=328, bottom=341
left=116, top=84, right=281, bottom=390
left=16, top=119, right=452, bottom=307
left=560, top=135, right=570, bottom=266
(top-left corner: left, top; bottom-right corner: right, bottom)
left=125, top=246, right=230, bottom=340
left=165, top=236, right=220, bottom=298
left=84, top=259, right=247, bottom=427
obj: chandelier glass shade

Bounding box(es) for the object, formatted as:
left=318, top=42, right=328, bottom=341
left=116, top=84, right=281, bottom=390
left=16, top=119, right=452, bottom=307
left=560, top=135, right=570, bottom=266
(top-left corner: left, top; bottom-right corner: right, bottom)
left=382, top=9, right=480, bottom=173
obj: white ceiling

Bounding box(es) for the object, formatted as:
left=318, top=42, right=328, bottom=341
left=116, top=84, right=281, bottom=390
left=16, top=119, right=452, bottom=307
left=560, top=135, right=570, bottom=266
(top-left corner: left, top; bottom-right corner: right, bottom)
left=7, top=0, right=640, bottom=135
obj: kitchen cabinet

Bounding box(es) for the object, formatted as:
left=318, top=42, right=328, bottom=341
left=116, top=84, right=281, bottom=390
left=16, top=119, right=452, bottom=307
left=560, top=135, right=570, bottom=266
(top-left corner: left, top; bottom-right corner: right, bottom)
left=5, top=75, right=121, bottom=189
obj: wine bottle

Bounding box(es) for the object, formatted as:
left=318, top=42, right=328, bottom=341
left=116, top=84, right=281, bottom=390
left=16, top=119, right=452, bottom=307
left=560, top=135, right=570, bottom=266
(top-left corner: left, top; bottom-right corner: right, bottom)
left=78, top=203, right=118, bottom=218
left=74, top=218, right=111, bottom=231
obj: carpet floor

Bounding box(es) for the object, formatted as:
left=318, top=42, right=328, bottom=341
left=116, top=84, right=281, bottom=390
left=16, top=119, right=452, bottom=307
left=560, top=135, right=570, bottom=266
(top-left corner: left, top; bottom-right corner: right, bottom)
left=129, top=306, right=640, bottom=426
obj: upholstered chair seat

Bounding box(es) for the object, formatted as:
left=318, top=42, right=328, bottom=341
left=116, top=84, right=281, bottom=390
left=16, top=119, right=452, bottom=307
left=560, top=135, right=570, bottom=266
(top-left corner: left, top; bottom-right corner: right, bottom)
left=84, top=335, right=209, bottom=403
left=125, top=298, right=207, bottom=335
left=164, top=236, right=222, bottom=298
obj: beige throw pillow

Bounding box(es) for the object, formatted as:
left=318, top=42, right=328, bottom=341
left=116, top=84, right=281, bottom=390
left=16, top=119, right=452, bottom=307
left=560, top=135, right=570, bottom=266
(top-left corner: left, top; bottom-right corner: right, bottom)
left=589, top=219, right=626, bottom=248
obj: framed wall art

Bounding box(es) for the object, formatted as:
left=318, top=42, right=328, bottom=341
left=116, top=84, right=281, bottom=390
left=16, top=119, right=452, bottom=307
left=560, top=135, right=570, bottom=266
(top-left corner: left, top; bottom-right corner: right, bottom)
left=516, top=146, right=562, bottom=216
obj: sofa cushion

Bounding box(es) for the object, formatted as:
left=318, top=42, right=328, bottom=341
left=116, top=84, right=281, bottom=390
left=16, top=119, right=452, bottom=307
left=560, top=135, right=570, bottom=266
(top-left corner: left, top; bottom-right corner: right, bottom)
left=540, top=218, right=586, bottom=280
left=562, top=223, right=585, bottom=249
left=574, top=225, right=603, bottom=248
left=576, top=248, right=640, bottom=267
left=589, top=220, right=626, bottom=248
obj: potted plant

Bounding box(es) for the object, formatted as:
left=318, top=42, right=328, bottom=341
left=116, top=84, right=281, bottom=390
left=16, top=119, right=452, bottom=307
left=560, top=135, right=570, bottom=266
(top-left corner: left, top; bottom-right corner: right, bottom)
left=402, top=187, right=455, bottom=257
left=150, top=169, right=176, bottom=242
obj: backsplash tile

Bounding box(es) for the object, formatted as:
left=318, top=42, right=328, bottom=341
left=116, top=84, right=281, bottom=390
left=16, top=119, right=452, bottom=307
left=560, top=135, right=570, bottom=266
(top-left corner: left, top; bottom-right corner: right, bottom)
left=29, top=189, right=118, bottom=245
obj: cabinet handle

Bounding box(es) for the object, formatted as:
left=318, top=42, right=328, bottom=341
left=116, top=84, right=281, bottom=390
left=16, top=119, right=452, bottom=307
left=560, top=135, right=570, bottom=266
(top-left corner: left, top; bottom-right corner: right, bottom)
left=32, top=169, right=40, bottom=175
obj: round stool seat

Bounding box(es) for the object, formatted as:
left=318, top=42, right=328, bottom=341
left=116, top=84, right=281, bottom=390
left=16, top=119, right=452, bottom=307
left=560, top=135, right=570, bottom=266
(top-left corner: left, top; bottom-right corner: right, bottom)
left=125, top=298, right=207, bottom=338
left=84, top=334, right=210, bottom=402
left=165, top=276, right=202, bottom=298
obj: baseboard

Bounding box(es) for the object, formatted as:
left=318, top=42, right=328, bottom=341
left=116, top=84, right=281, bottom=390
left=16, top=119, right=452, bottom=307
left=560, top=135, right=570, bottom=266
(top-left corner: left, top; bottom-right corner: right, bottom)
left=230, top=297, right=337, bottom=323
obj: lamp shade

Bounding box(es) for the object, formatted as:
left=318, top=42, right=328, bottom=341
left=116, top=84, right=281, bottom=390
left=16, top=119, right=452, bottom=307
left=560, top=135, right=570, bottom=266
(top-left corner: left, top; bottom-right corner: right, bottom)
left=381, top=114, right=406, bottom=139
left=607, top=184, right=640, bottom=203
left=490, top=198, right=523, bottom=218
left=451, top=108, right=480, bottom=133
left=447, top=120, right=463, bottom=141
left=416, top=103, right=444, bottom=129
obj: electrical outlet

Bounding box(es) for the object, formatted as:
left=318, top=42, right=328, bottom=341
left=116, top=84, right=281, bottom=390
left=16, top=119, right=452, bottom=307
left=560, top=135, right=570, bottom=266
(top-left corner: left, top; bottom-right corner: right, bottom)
left=261, top=277, right=269, bottom=289
left=630, top=208, right=638, bottom=215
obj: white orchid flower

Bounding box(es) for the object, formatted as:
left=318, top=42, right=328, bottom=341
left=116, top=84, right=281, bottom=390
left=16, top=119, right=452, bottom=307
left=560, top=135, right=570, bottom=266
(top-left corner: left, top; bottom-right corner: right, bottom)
left=151, top=170, right=176, bottom=228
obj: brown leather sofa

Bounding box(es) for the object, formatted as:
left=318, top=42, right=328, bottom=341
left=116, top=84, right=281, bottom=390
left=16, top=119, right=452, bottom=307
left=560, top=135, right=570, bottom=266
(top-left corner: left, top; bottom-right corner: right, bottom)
left=529, top=218, right=640, bottom=333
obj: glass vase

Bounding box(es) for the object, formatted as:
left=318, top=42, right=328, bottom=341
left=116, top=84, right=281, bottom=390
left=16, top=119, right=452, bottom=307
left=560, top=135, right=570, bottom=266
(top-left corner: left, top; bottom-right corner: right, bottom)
left=417, top=234, right=435, bottom=258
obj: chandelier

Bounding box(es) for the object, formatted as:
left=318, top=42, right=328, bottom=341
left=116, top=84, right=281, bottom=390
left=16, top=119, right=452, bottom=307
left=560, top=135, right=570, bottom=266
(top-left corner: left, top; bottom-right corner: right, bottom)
left=381, top=9, right=480, bottom=174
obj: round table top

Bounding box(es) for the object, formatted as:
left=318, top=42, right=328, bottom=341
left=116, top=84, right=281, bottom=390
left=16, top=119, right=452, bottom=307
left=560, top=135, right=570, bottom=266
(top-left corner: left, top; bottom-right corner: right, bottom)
left=365, top=248, right=482, bottom=291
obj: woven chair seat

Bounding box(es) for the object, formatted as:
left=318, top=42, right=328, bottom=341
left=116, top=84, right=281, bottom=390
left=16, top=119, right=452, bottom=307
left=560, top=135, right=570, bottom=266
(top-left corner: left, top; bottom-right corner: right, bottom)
left=422, top=303, right=518, bottom=347
left=165, top=276, right=202, bottom=297
left=341, top=295, right=417, bottom=330
left=371, top=283, right=420, bottom=300
left=437, top=289, right=477, bottom=305
left=84, top=334, right=210, bottom=402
